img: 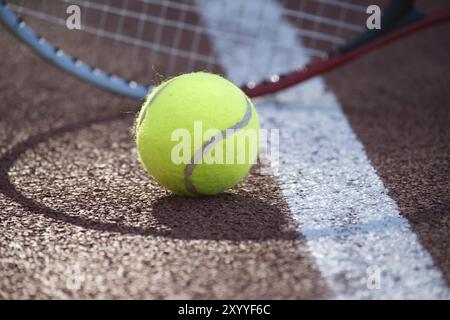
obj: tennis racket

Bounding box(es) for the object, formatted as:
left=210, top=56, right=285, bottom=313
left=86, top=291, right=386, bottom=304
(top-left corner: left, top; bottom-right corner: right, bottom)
left=1, top=0, right=449, bottom=100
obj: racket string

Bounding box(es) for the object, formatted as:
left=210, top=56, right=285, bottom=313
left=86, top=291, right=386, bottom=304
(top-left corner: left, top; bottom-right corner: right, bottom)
left=7, top=0, right=372, bottom=83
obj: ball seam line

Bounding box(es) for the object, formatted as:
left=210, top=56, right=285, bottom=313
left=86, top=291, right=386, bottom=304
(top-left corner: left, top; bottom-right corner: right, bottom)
left=137, top=78, right=176, bottom=128
left=183, top=96, right=253, bottom=196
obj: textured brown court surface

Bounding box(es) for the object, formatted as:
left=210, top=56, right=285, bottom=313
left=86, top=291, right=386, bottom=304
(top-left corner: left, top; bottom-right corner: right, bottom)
left=325, top=23, right=450, bottom=283
left=0, top=26, right=327, bottom=299
left=1, top=17, right=450, bottom=298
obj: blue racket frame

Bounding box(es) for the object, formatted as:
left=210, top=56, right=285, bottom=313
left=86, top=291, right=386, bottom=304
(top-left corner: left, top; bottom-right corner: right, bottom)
left=0, top=1, right=150, bottom=100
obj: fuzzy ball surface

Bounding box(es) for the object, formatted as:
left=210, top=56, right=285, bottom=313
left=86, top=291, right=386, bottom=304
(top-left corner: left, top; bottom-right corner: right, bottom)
left=136, top=72, right=260, bottom=196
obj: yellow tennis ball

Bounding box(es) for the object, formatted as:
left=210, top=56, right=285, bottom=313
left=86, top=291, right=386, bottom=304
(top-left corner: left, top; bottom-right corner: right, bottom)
left=135, top=72, right=260, bottom=196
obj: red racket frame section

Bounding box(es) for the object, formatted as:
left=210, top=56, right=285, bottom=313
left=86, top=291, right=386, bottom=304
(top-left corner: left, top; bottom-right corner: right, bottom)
left=243, top=9, right=450, bottom=98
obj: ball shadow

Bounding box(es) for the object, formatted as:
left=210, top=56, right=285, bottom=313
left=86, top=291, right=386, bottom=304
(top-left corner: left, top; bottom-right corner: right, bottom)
left=151, top=193, right=298, bottom=241
left=0, top=114, right=298, bottom=241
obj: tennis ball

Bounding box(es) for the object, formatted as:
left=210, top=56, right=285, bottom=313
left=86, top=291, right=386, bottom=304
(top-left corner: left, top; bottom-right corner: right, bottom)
left=135, top=72, right=260, bottom=196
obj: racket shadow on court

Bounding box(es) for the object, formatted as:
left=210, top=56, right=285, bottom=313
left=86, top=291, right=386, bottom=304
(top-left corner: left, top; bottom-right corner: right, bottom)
left=0, top=114, right=298, bottom=242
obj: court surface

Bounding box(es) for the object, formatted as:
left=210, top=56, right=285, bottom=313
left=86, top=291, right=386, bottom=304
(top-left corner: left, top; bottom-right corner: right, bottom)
left=0, top=2, right=449, bottom=299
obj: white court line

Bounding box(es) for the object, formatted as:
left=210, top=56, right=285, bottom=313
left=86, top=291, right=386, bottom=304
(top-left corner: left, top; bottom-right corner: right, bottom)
left=198, top=0, right=450, bottom=299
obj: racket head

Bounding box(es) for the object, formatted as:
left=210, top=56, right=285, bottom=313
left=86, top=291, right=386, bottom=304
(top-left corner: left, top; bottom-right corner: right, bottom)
left=1, top=0, right=448, bottom=99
